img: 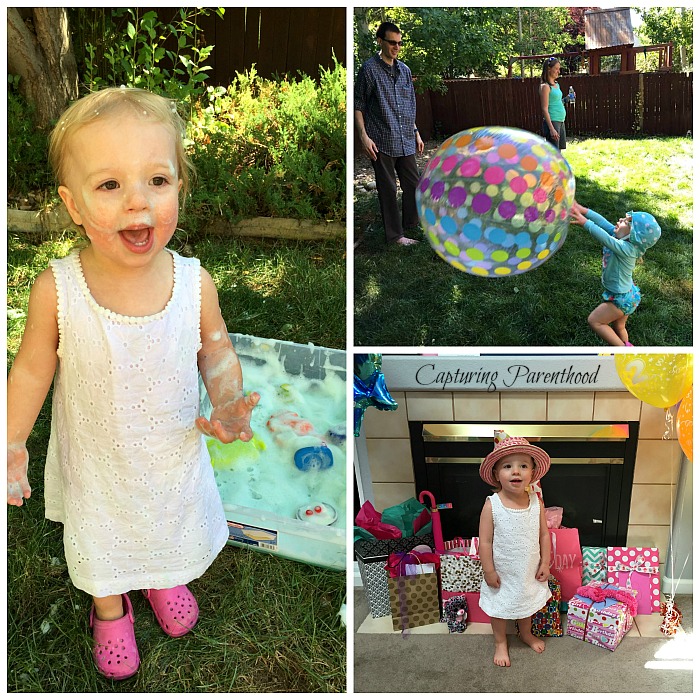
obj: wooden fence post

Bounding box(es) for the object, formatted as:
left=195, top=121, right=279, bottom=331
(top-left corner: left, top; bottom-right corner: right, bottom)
left=638, top=73, right=644, bottom=134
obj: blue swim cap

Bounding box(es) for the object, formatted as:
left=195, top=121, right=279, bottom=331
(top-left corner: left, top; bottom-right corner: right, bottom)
left=627, top=211, right=661, bottom=251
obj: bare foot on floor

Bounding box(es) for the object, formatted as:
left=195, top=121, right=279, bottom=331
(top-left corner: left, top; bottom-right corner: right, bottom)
left=494, top=640, right=511, bottom=667
left=520, top=629, right=545, bottom=653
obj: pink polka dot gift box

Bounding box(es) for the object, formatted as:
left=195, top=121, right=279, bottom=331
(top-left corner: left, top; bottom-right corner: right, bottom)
left=606, top=547, right=661, bottom=615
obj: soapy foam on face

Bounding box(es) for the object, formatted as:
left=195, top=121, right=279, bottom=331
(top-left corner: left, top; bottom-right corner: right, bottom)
left=204, top=345, right=346, bottom=530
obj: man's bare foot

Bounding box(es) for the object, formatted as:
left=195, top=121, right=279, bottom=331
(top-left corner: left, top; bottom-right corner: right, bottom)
left=520, top=628, right=545, bottom=653
left=393, top=236, right=418, bottom=246
left=494, top=640, right=511, bottom=667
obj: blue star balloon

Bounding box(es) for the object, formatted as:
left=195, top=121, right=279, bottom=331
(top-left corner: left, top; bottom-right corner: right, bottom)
left=353, top=354, right=398, bottom=437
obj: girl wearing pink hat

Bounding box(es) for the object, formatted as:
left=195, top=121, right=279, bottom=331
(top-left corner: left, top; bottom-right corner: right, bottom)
left=478, top=436, right=552, bottom=667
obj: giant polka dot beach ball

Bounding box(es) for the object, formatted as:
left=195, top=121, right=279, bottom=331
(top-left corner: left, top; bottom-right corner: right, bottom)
left=416, top=126, right=575, bottom=277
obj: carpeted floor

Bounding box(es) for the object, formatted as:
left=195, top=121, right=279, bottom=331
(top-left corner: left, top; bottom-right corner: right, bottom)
left=352, top=588, right=693, bottom=693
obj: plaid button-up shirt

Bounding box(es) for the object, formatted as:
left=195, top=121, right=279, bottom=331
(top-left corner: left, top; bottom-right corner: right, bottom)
left=354, top=53, right=417, bottom=158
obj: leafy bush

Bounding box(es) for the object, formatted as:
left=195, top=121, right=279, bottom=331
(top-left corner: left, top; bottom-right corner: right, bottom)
left=186, top=59, right=346, bottom=224
left=8, top=12, right=346, bottom=228
left=7, top=84, right=52, bottom=196
left=78, top=8, right=220, bottom=114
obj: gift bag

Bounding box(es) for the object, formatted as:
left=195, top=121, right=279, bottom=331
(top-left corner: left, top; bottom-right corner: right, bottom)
left=606, top=546, right=661, bottom=615
left=356, top=533, right=435, bottom=618
left=582, top=546, right=607, bottom=585
left=549, top=528, right=583, bottom=606
left=439, top=552, right=483, bottom=592
left=517, top=576, right=563, bottom=637
left=386, top=551, right=439, bottom=578
left=357, top=555, right=393, bottom=618
left=388, top=566, right=441, bottom=632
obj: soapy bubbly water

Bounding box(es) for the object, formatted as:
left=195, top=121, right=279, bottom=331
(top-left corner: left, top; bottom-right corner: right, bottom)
left=204, top=345, right=346, bottom=530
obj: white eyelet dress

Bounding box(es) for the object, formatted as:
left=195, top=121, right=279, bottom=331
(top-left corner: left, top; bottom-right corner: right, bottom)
left=44, top=249, right=229, bottom=598
left=478, top=492, right=551, bottom=619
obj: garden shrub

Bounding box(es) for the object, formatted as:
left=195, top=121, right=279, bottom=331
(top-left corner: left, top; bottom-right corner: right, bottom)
left=8, top=20, right=346, bottom=229
left=187, top=59, right=346, bottom=224
left=7, top=85, right=52, bottom=197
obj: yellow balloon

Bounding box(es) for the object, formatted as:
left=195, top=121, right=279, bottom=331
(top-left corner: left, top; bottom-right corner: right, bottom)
left=614, top=354, right=693, bottom=409
left=677, top=386, right=693, bottom=461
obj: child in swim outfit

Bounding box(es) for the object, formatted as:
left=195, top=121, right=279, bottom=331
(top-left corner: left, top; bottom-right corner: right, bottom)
left=570, top=200, right=661, bottom=346
left=7, top=87, right=260, bottom=680
left=478, top=436, right=552, bottom=668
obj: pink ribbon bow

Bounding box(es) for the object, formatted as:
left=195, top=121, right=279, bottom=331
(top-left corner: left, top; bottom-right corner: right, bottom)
left=576, top=584, right=638, bottom=617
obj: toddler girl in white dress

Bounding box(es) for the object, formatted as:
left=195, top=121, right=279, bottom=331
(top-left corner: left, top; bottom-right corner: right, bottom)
left=7, top=87, right=260, bottom=680
left=478, top=436, right=552, bottom=667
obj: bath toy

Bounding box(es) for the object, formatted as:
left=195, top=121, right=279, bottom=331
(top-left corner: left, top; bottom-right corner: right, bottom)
left=206, top=435, right=266, bottom=469
left=296, top=502, right=338, bottom=526
left=294, top=444, right=333, bottom=471
left=267, top=411, right=315, bottom=436
left=416, top=126, right=575, bottom=277
left=327, top=424, right=346, bottom=446
left=276, top=383, right=299, bottom=403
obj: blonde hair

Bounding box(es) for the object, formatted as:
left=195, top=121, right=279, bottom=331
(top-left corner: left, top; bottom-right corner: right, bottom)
left=49, top=87, right=195, bottom=204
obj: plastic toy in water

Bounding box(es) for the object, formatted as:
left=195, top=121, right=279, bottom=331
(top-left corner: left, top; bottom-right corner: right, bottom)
left=206, top=434, right=266, bottom=469
left=294, top=444, right=333, bottom=471
left=267, top=411, right=315, bottom=436
left=276, top=383, right=300, bottom=404
left=296, top=502, right=337, bottom=526
left=326, top=424, right=346, bottom=446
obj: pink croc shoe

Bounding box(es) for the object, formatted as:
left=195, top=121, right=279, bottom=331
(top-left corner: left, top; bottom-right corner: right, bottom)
left=143, top=585, right=199, bottom=637
left=90, top=594, right=140, bottom=680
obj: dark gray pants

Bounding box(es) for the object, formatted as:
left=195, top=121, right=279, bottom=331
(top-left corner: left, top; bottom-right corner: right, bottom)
left=371, top=152, right=420, bottom=243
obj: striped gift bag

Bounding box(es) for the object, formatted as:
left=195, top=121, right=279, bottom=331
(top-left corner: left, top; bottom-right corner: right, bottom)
left=581, top=546, right=607, bottom=585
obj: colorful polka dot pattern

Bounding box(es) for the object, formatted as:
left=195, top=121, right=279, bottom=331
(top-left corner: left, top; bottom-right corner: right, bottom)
left=416, top=127, right=576, bottom=277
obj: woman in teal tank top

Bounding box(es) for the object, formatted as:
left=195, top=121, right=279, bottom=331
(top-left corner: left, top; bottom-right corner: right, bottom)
left=539, top=57, right=568, bottom=150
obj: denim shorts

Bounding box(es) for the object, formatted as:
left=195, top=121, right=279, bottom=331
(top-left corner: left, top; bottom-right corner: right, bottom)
left=602, top=283, right=641, bottom=316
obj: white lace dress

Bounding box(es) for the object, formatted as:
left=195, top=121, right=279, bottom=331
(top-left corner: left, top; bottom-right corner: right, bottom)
left=44, top=249, right=229, bottom=598
left=479, top=492, right=551, bottom=619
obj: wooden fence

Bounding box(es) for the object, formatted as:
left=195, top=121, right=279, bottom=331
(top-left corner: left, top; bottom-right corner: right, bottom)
left=153, top=7, right=345, bottom=84
left=416, top=73, right=692, bottom=140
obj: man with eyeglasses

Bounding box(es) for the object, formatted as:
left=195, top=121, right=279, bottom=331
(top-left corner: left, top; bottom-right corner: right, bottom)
left=354, top=21, right=424, bottom=246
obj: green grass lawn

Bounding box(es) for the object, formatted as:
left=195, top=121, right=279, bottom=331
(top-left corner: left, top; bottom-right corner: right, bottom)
left=6, top=232, right=346, bottom=692
left=353, top=136, right=692, bottom=347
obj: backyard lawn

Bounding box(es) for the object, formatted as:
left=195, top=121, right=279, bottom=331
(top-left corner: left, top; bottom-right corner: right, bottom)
left=6, top=233, right=347, bottom=693
left=353, top=136, right=692, bottom=347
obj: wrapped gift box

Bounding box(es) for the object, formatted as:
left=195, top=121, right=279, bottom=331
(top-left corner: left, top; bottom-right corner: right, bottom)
left=606, top=546, right=661, bottom=615
left=566, top=582, right=637, bottom=651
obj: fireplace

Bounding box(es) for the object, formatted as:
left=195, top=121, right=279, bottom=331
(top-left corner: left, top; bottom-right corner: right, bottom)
left=408, top=421, right=639, bottom=547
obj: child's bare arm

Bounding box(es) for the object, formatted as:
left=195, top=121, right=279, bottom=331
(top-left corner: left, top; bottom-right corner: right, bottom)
left=478, top=498, right=500, bottom=588
left=196, top=268, right=260, bottom=443
left=536, top=502, right=551, bottom=581
left=7, top=269, right=60, bottom=505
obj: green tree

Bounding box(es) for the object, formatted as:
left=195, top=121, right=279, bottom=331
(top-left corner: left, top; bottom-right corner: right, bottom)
left=634, top=6, right=693, bottom=72
left=354, top=6, right=577, bottom=91
left=7, top=8, right=79, bottom=128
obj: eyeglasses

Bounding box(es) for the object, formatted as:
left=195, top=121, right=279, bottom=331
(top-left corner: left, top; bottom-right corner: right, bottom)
left=382, top=39, right=403, bottom=47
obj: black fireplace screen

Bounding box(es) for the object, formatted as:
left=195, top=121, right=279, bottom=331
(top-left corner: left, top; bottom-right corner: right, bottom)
left=409, top=422, right=639, bottom=547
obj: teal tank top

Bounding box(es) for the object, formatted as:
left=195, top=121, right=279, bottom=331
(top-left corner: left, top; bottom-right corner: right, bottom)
left=547, top=82, right=566, bottom=122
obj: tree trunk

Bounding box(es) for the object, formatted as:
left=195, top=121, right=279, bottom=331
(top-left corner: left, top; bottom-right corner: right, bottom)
left=7, top=8, right=79, bottom=129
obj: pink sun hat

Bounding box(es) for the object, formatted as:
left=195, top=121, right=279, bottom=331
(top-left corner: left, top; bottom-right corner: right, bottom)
left=479, top=435, right=551, bottom=488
